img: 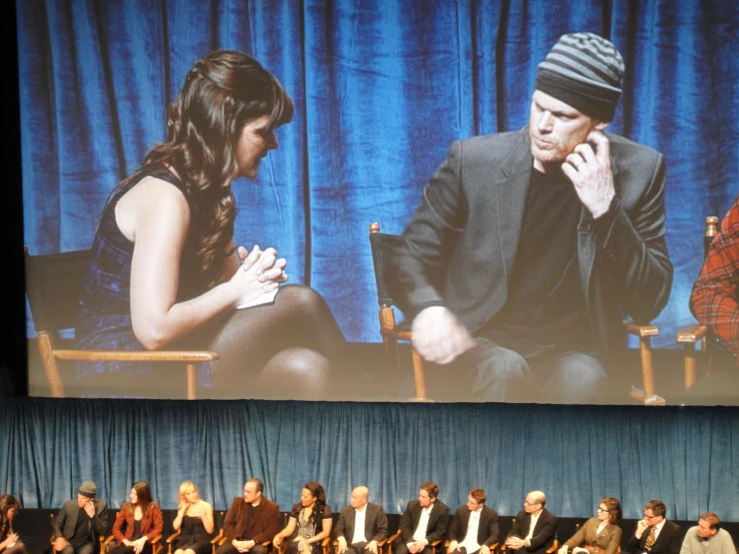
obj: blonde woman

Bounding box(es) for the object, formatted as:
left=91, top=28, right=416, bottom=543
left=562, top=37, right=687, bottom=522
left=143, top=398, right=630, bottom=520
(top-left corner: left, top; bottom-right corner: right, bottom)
left=173, top=482, right=214, bottom=554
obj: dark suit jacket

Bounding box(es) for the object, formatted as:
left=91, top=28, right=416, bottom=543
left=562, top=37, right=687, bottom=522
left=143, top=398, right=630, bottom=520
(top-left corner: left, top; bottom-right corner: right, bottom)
left=223, top=496, right=280, bottom=543
left=398, top=500, right=450, bottom=545
left=564, top=518, right=621, bottom=554
left=387, top=128, right=673, bottom=363
left=334, top=503, right=388, bottom=544
left=508, top=509, right=557, bottom=554
left=53, top=499, right=109, bottom=541
left=626, top=520, right=681, bottom=554
left=448, top=505, right=499, bottom=547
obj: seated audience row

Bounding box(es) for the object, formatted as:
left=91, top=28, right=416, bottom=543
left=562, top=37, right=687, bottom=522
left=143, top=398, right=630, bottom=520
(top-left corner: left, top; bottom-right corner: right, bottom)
left=10, top=480, right=733, bottom=554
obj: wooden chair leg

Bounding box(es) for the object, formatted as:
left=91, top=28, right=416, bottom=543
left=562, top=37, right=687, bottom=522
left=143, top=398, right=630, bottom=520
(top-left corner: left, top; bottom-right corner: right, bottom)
left=684, top=342, right=697, bottom=389
left=409, top=348, right=433, bottom=402
left=37, top=331, right=65, bottom=397
left=186, top=363, right=197, bottom=400
left=639, top=336, right=655, bottom=397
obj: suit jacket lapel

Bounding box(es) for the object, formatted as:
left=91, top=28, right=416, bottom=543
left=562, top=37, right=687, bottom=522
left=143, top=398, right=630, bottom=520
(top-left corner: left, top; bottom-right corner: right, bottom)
left=494, top=130, right=533, bottom=286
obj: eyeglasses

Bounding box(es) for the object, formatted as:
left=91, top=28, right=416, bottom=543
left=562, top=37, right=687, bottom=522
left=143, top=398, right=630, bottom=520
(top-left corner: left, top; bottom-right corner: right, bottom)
left=524, top=500, right=541, bottom=506
left=644, top=513, right=659, bottom=520
left=597, top=508, right=607, bottom=513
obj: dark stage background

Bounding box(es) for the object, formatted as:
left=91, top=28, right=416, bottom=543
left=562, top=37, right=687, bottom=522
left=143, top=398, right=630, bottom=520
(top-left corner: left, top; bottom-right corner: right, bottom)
left=14, top=0, right=739, bottom=399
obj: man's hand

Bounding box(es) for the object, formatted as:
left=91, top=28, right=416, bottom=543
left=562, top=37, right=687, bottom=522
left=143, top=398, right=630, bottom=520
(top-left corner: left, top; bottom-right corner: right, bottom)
left=480, top=545, right=490, bottom=554
left=561, top=130, right=615, bottom=219
left=558, top=545, right=569, bottom=554
left=506, top=538, right=526, bottom=550
left=635, top=518, right=649, bottom=539
left=411, top=306, right=476, bottom=364
left=447, top=541, right=459, bottom=554
left=54, top=537, right=69, bottom=552
left=364, top=540, right=378, bottom=554
left=133, top=538, right=147, bottom=554
left=82, top=501, right=96, bottom=518
left=337, top=537, right=348, bottom=554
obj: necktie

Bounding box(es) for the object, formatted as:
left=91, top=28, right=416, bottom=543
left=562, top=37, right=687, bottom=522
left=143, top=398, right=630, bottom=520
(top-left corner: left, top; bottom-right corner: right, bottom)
left=645, top=527, right=656, bottom=551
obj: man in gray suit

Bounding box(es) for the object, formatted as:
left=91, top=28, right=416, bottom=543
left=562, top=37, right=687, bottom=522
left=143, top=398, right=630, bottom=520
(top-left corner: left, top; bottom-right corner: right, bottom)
left=52, top=481, right=108, bottom=554
left=387, top=32, right=673, bottom=403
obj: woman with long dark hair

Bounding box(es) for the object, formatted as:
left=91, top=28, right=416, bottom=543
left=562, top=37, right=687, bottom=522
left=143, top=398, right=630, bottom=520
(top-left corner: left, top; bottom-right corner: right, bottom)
left=75, top=50, right=346, bottom=399
left=0, top=495, right=26, bottom=554
left=559, top=497, right=622, bottom=554
left=273, top=482, right=331, bottom=554
left=110, top=482, right=164, bottom=554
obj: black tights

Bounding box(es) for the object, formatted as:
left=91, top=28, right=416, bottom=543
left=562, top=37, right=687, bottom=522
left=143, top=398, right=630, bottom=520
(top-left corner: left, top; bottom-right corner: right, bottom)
left=203, top=285, right=346, bottom=399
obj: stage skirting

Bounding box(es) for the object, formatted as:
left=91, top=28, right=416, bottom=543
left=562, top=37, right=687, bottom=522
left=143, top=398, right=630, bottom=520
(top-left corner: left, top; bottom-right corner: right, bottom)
left=2, top=399, right=737, bottom=521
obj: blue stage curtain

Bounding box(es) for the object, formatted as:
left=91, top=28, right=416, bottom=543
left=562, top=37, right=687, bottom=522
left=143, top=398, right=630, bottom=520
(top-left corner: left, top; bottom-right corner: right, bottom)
left=1, top=399, right=737, bottom=521
left=16, top=0, right=739, bottom=343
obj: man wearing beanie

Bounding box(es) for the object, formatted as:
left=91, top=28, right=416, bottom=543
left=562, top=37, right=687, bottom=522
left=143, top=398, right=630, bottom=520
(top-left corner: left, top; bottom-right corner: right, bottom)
left=53, top=481, right=108, bottom=554
left=387, top=32, right=673, bottom=403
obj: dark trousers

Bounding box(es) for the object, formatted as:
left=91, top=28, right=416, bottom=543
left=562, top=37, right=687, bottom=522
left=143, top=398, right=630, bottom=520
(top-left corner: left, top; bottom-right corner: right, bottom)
left=109, top=543, right=154, bottom=554
left=392, top=539, right=435, bottom=554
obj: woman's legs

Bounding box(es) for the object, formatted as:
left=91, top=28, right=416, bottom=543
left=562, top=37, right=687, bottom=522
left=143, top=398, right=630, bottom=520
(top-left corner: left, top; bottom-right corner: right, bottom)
left=205, top=285, right=346, bottom=398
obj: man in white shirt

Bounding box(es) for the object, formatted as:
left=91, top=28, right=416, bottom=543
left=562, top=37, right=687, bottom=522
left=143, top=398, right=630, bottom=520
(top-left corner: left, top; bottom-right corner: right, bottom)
left=679, top=513, right=734, bottom=554
left=394, top=482, right=450, bottom=554
left=505, top=491, right=557, bottom=554
left=448, top=488, right=499, bottom=554
left=335, top=486, right=388, bottom=554
left=626, top=499, right=680, bottom=554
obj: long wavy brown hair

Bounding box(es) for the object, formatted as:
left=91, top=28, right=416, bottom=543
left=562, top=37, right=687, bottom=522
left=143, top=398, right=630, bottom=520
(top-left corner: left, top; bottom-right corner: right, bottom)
left=126, top=481, right=154, bottom=517
left=114, top=50, right=293, bottom=289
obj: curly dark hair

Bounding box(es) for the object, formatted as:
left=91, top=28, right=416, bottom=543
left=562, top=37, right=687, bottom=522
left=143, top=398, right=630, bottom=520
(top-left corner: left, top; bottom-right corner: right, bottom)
left=0, top=495, right=19, bottom=538
left=302, top=481, right=327, bottom=526
left=115, top=50, right=293, bottom=289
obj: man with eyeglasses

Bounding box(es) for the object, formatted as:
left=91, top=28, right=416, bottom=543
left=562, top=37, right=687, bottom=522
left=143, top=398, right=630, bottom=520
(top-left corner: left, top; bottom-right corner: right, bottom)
left=626, top=500, right=680, bottom=554
left=504, top=491, right=556, bottom=554
left=447, top=488, right=499, bottom=554
left=679, top=513, right=735, bottom=554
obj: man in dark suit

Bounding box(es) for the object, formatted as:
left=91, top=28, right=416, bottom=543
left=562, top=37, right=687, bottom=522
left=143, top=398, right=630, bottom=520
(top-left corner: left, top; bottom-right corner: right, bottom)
left=52, top=481, right=108, bottom=554
left=386, top=32, right=673, bottom=403
left=335, top=486, right=388, bottom=554
left=448, top=488, right=499, bottom=554
left=505, top=491, right=557, bottom=554
left=393, top=482, right=450, bottom=554
left=218, top=478, right=281, bottom=554
left=627, top=499, right=681, bottom=554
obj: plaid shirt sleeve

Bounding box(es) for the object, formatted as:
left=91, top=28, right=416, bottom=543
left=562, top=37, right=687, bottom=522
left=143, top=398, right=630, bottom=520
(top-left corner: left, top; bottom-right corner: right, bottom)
left=689, top=195, right=739, bottom=364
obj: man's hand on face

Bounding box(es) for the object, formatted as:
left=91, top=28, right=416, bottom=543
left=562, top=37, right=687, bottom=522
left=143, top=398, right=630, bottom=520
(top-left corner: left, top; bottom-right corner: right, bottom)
left=411, top=306, right=476, bottom=364
left=83, top=501, right=96, bottom=518
left=561, top=130, right=615, bottom=219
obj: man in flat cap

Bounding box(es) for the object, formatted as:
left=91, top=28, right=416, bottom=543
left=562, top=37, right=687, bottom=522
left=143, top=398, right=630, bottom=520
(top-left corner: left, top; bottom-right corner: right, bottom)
left=387, top=32, right=673, bottom=402
left=53, top=481, right=108, bottom=554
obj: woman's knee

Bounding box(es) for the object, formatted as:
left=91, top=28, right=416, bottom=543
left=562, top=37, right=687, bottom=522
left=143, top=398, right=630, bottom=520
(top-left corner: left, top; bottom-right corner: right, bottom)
left=275, top=285, right=328, bottom=314
left=258, top=347, right=332, bottom=399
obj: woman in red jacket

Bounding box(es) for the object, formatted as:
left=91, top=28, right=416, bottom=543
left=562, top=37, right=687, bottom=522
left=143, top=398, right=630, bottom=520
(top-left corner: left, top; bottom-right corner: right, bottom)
left=111, top=482, right=164, bottom=554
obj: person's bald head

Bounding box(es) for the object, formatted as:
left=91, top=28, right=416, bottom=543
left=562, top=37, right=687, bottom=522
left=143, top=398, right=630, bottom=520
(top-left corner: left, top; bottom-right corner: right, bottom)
left=524, top=491, right=546, bottom=515
left=350, top=486, right=369, bottom=509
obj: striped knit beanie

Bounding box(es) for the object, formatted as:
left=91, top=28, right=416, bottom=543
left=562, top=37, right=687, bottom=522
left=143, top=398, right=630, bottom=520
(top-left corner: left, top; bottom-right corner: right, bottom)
left=536, top=32, right=624, bottom=122
left=78, top=481, right=97, bottom=498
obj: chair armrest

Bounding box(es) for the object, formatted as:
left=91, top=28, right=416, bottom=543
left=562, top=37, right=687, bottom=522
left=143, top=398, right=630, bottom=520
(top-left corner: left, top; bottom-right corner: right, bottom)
left=624, top=323, right=658, bottom=337
left=151, top=535, right=163, bottom=545
left=387, top=531, right=401, bottom=543
left=167, top=532, right=182, bottom=544
left=54, top=350, right=219, bottom=362
left=546, top=540, right=559, bottom=554
left=104, top=536, right=117, bottom=546
left=676, top=324, right=709, bottom=343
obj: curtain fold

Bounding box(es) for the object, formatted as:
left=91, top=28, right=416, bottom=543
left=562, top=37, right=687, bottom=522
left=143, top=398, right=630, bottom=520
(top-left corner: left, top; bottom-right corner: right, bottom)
left=2, top=398, right=737, bottom=521
left=17, top=0, right=739, bottom=344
